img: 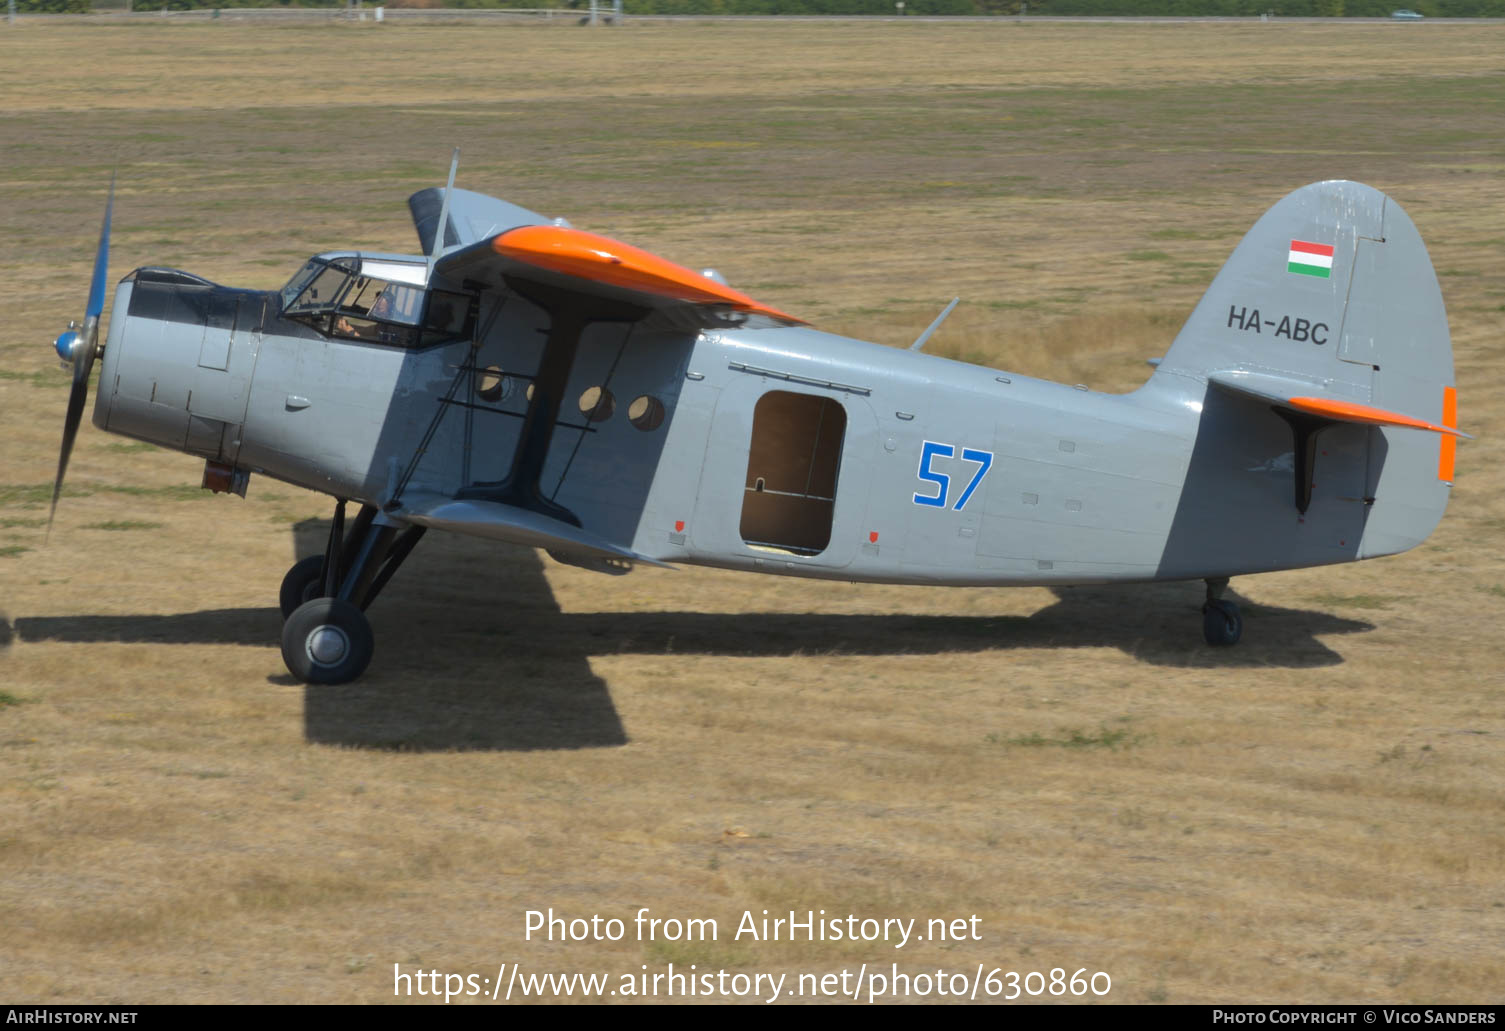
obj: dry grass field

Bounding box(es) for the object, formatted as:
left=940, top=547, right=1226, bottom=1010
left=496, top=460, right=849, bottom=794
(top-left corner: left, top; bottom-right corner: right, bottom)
left=2, top=17, right=1504, bottom=1005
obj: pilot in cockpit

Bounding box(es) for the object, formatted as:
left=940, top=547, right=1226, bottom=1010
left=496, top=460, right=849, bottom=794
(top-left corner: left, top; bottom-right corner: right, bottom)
left=367, top=290, right=399, bottom=321
left=335, top=288, right=399, bottom=339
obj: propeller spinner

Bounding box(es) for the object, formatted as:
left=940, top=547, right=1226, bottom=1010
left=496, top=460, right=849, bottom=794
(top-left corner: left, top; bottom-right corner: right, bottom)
left=49, top=173, right=115, bottom=535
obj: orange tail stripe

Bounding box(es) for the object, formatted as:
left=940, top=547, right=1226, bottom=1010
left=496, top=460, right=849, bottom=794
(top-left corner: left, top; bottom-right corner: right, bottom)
left=1285, top=396, right=1467, bottom=437
left=492, top=225, right=803, bottom=323
left=1438, top=386, right=1458, bottom=482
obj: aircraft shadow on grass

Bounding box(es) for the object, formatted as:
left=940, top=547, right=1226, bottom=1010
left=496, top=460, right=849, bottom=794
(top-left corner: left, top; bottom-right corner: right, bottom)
left=6, top=520, right=1372, bottom=752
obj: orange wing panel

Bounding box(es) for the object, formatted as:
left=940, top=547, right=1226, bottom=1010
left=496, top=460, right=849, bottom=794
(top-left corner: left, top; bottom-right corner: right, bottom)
left=1285, top=396, right=1467, bottom=438
left=492, top=225, right=802, bottom=323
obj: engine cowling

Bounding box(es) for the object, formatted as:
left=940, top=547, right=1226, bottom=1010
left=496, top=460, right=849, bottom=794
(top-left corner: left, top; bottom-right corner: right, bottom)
left=94, top=268, right=268, bottom=465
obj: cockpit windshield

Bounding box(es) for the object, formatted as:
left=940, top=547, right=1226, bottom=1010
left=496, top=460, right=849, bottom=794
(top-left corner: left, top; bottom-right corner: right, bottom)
left=281, top=257, right=354, bottom=313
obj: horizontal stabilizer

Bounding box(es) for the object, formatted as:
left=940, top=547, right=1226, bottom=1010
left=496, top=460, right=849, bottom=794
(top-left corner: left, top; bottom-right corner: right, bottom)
left=1207, top=368, right=1332, bottom=407
left=1208, top=370, right=1468, bottom=437
left=1284, top=397, right=1469, bottom=438
left=396, top=497, right=673, bottom=568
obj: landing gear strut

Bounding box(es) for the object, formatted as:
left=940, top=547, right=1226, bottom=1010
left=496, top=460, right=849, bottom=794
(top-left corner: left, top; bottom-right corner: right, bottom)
left=1201, top=577, right=1242, bottom=647
left=279, top=500, right=426, bottom=684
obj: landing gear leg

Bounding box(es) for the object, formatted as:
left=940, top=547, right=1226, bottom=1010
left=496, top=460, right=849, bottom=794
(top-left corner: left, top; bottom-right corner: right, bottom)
left=1201, top=577, right=1242, bottom=647
left=278, top=502, right=375, bottom=620
left=279, top=500, right=426, bottom=684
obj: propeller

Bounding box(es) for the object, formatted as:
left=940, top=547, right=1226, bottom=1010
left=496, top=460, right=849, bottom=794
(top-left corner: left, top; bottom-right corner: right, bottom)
left=49, top=173, right=115, bottom=536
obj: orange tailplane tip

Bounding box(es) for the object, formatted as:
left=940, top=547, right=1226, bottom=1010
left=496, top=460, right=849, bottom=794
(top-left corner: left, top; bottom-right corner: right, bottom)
left=1438, top=386, right=1458, bottom=482
left=1285, top=396, right=1469, bottom=439
left=493, top=225, right=803, bottom=323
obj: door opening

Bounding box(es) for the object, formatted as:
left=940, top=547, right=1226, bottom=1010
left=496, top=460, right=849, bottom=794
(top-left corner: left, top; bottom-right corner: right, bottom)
left=739, top=390, right=846, bottom=555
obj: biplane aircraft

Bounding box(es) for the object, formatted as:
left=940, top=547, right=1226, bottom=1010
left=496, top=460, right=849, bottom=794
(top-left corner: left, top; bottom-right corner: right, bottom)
left=49, top=163, right=1466, bottom=684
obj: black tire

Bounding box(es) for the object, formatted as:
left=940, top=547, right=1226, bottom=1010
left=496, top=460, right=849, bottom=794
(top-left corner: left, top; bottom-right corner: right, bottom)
left=1202, top=600, right=1243, bottom=647
left=279, top=555, right=326, bottom=620
left=281, top=597, right=374, bottom=685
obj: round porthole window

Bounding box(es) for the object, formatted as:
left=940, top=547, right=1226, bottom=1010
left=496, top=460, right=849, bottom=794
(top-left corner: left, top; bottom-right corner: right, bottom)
left=476, top=365, right=510, bottom=403
left=628, top=394, right=666, bottom=431
left=578, top=385, right=615, bottom=422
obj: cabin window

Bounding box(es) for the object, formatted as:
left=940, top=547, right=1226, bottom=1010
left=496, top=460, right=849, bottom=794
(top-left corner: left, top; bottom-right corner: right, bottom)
left=578, top=386, right=616, bottom=422
left=628, top=395, right=666, bottom=432
left=422, top=289, right=475, bottom=345
left=739, top=390, right=845, bottom=556
left=476, top=365, right=512, bottom=403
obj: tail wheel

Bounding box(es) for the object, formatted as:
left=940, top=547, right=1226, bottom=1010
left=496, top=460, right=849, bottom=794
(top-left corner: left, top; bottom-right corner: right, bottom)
left=282, top=598, right=374, bottom=685
left=1202, top=600, right=1243, bottom=647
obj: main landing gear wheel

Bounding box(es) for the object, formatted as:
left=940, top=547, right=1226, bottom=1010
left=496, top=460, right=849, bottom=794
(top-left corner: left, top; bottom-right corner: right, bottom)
left=1200, top=576, right=1242, bottom=646
left=276, top=499, right=426, bottom=683
left=282, top=597, right=374, bottom=685
left=278, top=555, right=326, bottom=620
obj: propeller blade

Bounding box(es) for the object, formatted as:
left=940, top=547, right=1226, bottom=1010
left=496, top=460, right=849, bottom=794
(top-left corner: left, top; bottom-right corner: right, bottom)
left=48, top=374, right=91, bottom=537
left=49, top=175, right=115, bottom=538
left=86, top=172, right=115, bottom=320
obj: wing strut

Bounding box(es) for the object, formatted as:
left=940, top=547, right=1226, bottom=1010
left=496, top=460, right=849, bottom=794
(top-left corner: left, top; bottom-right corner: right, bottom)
left=455, top=279, right=646, bottom=526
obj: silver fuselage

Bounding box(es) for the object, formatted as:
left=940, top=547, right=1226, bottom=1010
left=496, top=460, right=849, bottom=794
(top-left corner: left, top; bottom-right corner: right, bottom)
left=93, top=253, right=1416, bottom=589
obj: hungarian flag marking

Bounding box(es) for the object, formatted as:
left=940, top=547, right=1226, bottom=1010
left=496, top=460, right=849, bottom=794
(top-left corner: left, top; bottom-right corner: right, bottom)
left=1288, top=239, right=1334, bottom=279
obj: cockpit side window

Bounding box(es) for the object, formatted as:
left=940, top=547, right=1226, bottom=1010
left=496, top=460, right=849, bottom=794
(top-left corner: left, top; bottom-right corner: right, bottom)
left=421, top=289, right=476, bottom=345
left=338, top=278, right=424, bottom=326
left=329, top=279, right=426, bottom=345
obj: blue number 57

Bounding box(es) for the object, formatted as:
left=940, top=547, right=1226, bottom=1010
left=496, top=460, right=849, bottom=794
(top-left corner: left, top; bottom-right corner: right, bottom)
left=914, top=441, right=993, bottom=511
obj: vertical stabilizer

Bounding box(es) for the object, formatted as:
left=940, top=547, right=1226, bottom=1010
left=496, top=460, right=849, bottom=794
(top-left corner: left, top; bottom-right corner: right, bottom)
left=1149, top=181, right=1458, bottom=569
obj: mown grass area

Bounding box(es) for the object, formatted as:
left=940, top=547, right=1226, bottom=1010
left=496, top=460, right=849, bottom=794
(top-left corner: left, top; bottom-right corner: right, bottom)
left=1, top=20, right=1503, bottom=1004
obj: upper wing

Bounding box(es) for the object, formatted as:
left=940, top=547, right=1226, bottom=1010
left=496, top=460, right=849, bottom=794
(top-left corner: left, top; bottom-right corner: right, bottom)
left=407, top=186, right=553, bottom=254
left=434, top=220, right=804, bottom=326
left=411, top=185, right=801, bottom=325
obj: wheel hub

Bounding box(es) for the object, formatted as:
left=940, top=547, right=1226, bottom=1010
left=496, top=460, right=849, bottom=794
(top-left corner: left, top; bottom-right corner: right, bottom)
left=307, top=624, right=350, bottom=667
